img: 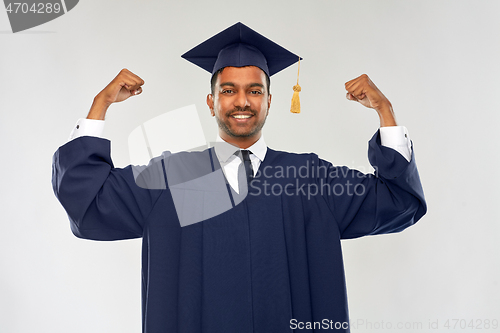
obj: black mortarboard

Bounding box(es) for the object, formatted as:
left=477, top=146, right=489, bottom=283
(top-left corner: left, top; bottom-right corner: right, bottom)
left=181, top=22, right=301, bottom=77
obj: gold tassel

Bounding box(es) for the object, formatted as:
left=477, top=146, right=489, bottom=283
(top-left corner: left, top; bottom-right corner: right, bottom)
left=290, top=57, right=301, bottom=114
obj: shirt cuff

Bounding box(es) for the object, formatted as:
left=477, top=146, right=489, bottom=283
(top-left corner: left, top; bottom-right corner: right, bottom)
left=379, top=126, right=412, bottom=162
left=68, top=118, right=105, bottom=141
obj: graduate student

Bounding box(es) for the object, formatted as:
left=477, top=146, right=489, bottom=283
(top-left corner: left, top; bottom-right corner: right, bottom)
left=52, top=22, right=426, bottom=332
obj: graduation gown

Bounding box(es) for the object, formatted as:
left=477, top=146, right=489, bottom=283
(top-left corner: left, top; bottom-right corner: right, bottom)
left=52, top=131, right=426, bottom=333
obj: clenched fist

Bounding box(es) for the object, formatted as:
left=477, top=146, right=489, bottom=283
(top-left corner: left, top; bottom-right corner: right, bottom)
left=345, top=74, right=397, bottom=127
left=87, top=69, right=145, bottom=120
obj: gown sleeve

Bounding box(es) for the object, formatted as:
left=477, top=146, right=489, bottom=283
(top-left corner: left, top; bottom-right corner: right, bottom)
left=319, top=130, right=427, bottom=239
left=52, top=136, right=163, bottom=241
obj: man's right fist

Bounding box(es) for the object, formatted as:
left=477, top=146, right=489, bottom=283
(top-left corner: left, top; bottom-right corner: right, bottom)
left=87, top=69, right=145, bottom=120
left=97, top=68, right=145, bottom=105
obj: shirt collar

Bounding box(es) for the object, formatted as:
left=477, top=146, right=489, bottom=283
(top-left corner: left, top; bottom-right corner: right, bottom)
left=214, top=134, right=267, bottom=163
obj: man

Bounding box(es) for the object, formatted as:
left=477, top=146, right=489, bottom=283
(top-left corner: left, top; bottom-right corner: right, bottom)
left=52, top=22, right=426, bottom=332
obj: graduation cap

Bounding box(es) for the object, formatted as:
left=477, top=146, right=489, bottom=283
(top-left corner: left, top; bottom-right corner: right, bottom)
left=182, top=22, right=303, bottom=113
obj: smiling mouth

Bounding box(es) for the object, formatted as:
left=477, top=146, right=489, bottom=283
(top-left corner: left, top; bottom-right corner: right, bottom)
left=232, top=114, right=252, bottom=119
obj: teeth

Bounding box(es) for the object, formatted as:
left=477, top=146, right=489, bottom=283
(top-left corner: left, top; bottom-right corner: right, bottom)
left=233, top=115, right=251, bottom=119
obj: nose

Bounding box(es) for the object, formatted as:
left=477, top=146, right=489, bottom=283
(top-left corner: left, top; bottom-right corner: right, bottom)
left=234, top=90, right=250, bottom=109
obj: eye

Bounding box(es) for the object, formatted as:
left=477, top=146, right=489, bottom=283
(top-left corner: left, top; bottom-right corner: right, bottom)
left=250, top=90, right=262, bottom=95
left=221, top=89, right=234, bottom=94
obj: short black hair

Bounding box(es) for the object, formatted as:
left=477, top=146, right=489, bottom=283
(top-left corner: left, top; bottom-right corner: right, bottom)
left=211, top=67, right=271, bottom=95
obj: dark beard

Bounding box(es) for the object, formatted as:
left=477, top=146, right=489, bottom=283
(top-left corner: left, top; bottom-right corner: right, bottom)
left=215, top=106, right=267, bottom=138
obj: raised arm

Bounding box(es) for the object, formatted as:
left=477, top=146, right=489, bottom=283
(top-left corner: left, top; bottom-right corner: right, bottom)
left=52, top=69, right=161, bottom=241
left=320, top=74, right=426, bottom=237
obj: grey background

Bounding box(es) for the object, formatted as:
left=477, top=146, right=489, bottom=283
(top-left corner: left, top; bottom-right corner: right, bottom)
left=1, top=0, right=499, bottom=332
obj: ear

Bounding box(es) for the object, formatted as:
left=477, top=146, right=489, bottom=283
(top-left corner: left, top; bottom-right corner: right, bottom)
left=207, top=94, right=215, bottom=116
left=267, top=93, right=272, bottom=115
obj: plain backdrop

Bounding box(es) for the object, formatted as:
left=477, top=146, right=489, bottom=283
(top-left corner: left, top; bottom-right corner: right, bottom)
left=1, top=1, right=499, bottom=332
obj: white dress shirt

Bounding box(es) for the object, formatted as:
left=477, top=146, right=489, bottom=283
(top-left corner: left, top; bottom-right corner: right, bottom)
left=212, top=134, right=267, bottom=193
left=69, top=118, right=412, bottom=193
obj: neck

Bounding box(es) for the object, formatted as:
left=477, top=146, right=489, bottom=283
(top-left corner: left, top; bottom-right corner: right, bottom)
left=219, top=131, right=260, bottom=149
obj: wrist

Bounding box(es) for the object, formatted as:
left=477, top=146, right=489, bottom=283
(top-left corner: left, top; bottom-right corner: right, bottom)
left=376, top=103, right=397, bottom=127
left=87, top=96, right=111, bottom=120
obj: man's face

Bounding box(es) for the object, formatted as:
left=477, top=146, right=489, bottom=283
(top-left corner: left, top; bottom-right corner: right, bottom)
left=207, top=66, right=271, bottom=147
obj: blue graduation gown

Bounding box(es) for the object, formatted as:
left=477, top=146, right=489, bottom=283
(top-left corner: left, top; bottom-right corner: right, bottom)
left=52, top=131, right=426, bottom=333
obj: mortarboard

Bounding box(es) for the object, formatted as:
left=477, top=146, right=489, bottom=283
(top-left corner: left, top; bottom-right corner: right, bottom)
left=182, top=22, right=303, bottom=113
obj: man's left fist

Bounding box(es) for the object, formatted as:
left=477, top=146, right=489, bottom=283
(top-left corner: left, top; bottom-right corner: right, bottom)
left=345, top=74, right=392, bottom=113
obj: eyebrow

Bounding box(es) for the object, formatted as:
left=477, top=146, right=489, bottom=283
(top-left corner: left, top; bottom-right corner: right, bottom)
left=248, top=83, right=265, bottom=89
left=219, top=82, right=265, bottom=89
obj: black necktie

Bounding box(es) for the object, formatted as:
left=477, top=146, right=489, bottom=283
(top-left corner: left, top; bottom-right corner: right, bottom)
left=241, top=150, right=254, bottom=184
